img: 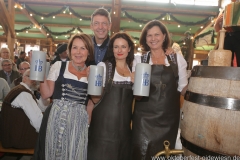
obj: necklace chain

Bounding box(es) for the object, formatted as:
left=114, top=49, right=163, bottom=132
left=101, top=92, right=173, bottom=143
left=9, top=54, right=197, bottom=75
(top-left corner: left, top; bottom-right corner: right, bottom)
left=71, top=61, right=86, bottom=72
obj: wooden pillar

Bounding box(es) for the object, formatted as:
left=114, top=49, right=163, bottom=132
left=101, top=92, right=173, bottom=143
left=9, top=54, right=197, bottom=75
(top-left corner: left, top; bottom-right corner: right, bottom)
left=48, top=38, right=53, bottom=55
left=111, top=0, right=121, bottom=36
left=0, top=0, right=15, bottom=59
left=186, top=39, right=194, bottom=69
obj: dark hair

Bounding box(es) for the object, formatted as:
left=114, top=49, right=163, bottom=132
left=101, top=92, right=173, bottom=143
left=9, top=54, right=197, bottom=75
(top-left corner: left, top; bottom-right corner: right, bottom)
left=20, top=51, right=26, bottom=55
left=91, top=8, right=111, bottom=23
left=104, top=32, right=135, bottom=69
left=67, top=33, right=94, bottom=63
left=140, top=20, right=170, bottom=52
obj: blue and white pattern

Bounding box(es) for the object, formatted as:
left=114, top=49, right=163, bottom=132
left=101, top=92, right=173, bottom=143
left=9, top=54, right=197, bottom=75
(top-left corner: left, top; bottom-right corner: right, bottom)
left=45, top=99, right=88, bottom=160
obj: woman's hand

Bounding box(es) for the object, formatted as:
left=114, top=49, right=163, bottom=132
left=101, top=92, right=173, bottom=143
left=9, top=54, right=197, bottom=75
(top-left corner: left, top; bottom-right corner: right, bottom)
left=165, top=47, right=175, bottom=55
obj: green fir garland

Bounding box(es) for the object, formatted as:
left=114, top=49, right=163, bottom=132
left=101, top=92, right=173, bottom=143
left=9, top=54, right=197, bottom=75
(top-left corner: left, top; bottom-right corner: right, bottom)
left=193, top=30, right=215, bottom=48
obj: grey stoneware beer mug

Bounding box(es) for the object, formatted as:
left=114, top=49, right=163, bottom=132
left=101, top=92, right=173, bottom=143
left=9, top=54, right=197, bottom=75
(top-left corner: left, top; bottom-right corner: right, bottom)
left=30, top=51, right=46, bottom=81
left=87, top=65, right=104, bottom=95
left=133, top=63, right=151, bottom=96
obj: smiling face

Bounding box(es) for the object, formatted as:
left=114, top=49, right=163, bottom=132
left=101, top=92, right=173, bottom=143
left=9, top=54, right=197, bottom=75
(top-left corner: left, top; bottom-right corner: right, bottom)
left=146, top=26, right=165, bottom=51
left=91, top=15, right=111, bottom=44
left=0, top=48, right=10, bottom=59
left=113, top=38, right=131, bottom=61
left=70, top=38, right=88, bottom=66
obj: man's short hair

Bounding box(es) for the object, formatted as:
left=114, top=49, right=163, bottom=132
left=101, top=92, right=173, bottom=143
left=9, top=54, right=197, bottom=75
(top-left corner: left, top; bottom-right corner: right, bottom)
left=2, top=59, right=12, bottom=65
left=91, top=8, right=111, bottom=23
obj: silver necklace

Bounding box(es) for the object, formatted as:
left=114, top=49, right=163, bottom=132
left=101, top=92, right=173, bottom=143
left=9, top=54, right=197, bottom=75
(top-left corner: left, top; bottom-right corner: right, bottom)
left=71, top=61, right=86, bottom=72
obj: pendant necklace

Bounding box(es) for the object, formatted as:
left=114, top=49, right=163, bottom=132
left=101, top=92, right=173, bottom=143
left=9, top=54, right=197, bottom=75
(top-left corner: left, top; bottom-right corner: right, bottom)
left=71, top=61, right=86, bottom=72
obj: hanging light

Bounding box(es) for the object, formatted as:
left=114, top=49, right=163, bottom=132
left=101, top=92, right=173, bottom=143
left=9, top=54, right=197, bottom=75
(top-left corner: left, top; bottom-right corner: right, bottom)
left=30, top=13, right=32, bottom=16
left=53, top=16, right=55, bottom=19
left=178, top=25, right=180, bottom=28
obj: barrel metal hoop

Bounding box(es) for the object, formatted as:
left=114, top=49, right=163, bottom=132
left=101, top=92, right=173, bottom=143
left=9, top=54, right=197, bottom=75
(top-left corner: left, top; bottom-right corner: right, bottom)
left=185, top=91, right=240, bottom=111
left=191, top=66, right=240, bottom=81
left=180, top=135, right=230, bottom=157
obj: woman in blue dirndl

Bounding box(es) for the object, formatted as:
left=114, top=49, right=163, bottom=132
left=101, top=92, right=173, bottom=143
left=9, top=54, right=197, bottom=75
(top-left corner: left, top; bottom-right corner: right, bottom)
left=34, top=33, right=94, bottom=160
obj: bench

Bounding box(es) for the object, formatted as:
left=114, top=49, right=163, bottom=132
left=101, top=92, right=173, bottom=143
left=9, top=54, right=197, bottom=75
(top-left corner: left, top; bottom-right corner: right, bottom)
left=0, top=142, right=34, bottom=154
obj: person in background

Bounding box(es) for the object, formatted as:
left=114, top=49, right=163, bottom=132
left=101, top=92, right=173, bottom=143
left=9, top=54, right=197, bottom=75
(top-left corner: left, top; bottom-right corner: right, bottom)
left=34, top=33, right=94, bottom=160
left=10, top=61, right=30, bottom=88
left=50, top=43, right=69, bottom=65
left=0, top=47, right=18, bottom=71
left=14, top=56, right=18, bottom=64
left=16, top=51, right=26, bottom=69
left=0, top=69, right=49, bottom=149
left=131, top=20, right=188, bottom=160
left=88, top=32, right=135, bottom=160
left=0, top=78, right=10, bottom=101
left=90, top=8, right=111, bottom=65
left=214, top=0, right=240, bottom=66
left=0, top=59, right=20, bottom=86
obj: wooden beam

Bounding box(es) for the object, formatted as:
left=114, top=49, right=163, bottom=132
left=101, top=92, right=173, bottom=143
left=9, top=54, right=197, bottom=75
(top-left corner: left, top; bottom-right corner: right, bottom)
left=7, top=0, right=15, bottom=58
left=0, top=0, right=15, bottom=38
left=16, top=0, right=217, bottom=17
left=15, top=2, right=48, bottom=37
left=0, top=11, right=8, bottom=34
left=111, top=0, right=121, bottom=35
left=194, top=50, right=209, bottom=54
left=17, top=0, right=111, bottom=8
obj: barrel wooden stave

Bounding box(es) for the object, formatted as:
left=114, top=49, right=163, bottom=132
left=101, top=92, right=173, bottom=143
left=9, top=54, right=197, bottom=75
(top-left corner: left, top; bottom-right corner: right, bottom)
left=181, top=67, right=240, bottom=156
left=188, top=77, right=240, bottom=99
left=181, top=101, right=240, bottom=156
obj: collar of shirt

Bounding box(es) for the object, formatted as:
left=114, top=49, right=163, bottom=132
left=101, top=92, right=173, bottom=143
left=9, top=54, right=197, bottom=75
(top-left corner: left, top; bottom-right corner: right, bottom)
left=4, top=70, right=12, bottom=76
left=93, top=36, right=110, bottom=49
left=20, top=82, right=33, bottom=93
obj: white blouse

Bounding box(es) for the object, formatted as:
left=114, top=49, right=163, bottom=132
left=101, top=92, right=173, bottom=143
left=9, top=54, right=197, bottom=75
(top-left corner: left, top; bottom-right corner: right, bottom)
left=132, top=51, right=188, bottom=92
left=47, top=61, right=88, bottom=83
left=97, top=62, right=132, bottom=87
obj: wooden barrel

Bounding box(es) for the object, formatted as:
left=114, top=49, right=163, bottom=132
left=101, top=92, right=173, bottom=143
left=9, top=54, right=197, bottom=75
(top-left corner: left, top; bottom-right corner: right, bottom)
left=180, top=66, right=240, bottom=157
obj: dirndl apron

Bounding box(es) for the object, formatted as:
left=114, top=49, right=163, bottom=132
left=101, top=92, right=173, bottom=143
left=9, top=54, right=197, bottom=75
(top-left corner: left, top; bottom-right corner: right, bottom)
left=88, top=61, right=133, bottom=160
left=131, top=53, right=180, bottom=160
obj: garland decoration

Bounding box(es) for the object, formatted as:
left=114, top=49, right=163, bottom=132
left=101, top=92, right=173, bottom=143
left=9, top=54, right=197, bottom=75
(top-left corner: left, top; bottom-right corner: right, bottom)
left=132, top=36, right=139, bottom=41
left=25, top=4, right=66, bottom=18
left=193, top=30, right=215, bottom=48
left=123, top=10, right=211, bottom=26
left=69, top=7, right=91, bottom=20
left=123, top=10, right=166, bottom=24
left=76, top=27, right=83, bottom=33
left=171, top=14, right=211, bottom=26
left=42, top=25, right=75, bottom=35
left=23, top=4, right=212, bottom=26
left=15, top=26, right=31, bottom=32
